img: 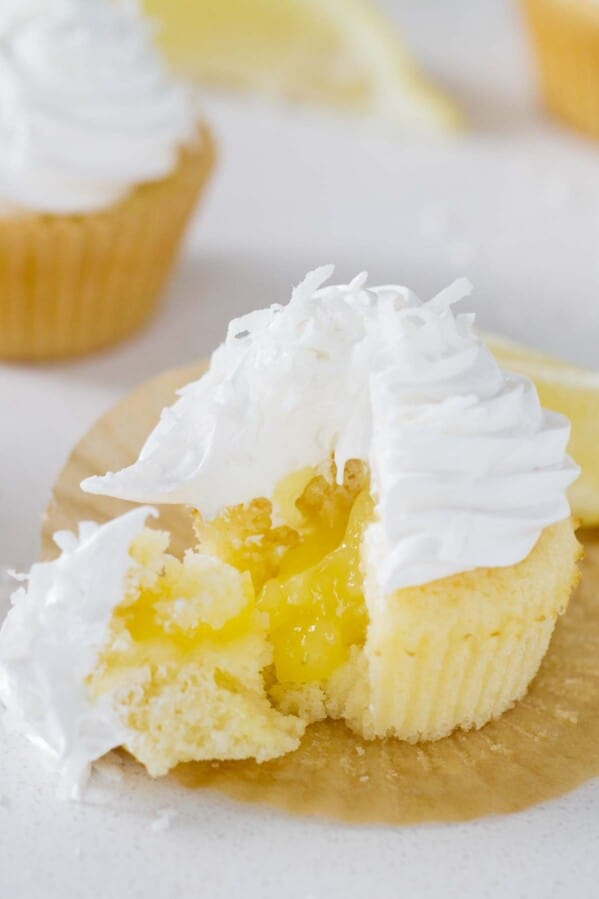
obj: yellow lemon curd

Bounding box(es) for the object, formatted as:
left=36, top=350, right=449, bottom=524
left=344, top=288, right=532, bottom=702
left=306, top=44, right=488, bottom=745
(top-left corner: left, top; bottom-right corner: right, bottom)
left=114, top=460, right=371, bottom=682
left=90, top=461, right=375, bottom=775
left=89, top=459, right=580, bottom=777
left=197, top=460, right=373, bottom=685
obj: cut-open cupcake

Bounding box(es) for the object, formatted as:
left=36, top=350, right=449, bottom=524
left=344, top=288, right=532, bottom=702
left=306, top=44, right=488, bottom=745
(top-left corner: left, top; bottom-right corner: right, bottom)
left=0, top=268, right=580, bottom=796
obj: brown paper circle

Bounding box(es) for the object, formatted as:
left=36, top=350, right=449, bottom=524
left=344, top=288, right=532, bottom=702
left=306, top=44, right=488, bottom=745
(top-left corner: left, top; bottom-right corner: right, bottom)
left=43, top=363, right=599, bottom=824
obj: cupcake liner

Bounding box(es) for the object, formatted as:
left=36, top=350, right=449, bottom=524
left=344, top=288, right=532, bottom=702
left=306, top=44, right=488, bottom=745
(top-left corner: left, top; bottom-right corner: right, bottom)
left=524, top=0, right=599, bottom=138
left=0, top=125, right=215, bottom=361
left=327, top=520, right=578, bottom=742
left=366, top=616, right=556, bottom=737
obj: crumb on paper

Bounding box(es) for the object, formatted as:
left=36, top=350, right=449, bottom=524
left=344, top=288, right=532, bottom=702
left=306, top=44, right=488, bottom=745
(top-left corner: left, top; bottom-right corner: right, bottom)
left=340, top=757, right=355, bottom=775
left=553, top=707, right=578, bottom=724
left=355, top=745, right=365, bottom=757
left=487, top=742, right=509, bottom=754
left=415, top=747, right=433, bottom=770
left=150, top=807, right=178, bottom=833
left=359, top=775, right=369, bottom=783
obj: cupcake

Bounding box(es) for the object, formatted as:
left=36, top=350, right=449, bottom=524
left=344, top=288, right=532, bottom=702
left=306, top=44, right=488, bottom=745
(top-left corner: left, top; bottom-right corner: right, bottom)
left=0, top=269, right=580, bottom=795
left=523, top=0, right=599, bottom=138
left=0, top=0, right=214, bottom=361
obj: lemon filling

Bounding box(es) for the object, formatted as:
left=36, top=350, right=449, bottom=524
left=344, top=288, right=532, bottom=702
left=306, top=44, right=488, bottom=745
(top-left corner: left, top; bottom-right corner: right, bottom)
left=197, top=459, right=373, bottom=684
left=88, top=456, right=580, bottom=777
left=89, top=460, right=373, bottom=774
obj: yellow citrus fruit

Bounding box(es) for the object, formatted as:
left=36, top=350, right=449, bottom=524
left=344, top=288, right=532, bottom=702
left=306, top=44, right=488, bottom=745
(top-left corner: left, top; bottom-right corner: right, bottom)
left=488, top=334, right=599, bottom=526
left=143, top=0, right=460, bottom=130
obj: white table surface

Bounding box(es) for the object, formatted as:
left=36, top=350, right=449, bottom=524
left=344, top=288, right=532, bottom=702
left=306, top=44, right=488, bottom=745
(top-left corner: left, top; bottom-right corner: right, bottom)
left=1, top=2, right=598, bottom=897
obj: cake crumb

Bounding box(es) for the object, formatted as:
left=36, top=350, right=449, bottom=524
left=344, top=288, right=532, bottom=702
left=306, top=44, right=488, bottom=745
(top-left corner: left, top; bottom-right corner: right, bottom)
left=354, top=745, right=365, bottom=757
left=553, top=707, right=578, bottom=724
left=359, top=774, right=369, bottom=783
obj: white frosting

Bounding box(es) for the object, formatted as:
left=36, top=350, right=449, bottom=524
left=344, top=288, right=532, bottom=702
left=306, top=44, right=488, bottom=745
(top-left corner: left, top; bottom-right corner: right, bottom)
left=84, top=267, right=578, bottom=592
left=0, top=507, right=155, bottom=798
left=0, top=0, right=196, bottom=214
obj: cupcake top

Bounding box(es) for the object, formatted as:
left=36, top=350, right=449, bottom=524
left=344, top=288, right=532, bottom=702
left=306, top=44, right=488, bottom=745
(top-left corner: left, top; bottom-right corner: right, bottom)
left=84, top=267, right=579, bottom=591
left=0, top=0, right=196, bottom=214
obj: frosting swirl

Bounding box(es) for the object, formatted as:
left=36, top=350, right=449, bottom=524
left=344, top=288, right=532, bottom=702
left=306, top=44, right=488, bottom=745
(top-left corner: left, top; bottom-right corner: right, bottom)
left=0, top=0, right=196, bottom=213
left=84, top=268, right=579, bottom=591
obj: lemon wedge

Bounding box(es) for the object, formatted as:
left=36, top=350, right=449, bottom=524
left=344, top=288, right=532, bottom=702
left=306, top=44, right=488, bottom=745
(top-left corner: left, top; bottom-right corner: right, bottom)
left=143, top=0, right=460, bottom=130
left=487, top=334, right=599, bottom=527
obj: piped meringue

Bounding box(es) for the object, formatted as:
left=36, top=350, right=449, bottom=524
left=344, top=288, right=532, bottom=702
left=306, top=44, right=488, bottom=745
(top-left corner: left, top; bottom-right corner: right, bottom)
left=84, top=267, right=579, bottom=591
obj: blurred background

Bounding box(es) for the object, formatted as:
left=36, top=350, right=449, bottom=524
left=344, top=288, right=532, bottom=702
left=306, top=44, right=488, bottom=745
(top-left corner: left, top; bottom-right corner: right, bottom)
left=123, top=0, right=599, bottom=365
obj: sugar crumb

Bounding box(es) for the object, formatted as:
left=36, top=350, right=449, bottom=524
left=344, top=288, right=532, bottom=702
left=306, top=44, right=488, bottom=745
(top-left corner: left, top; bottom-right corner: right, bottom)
left=553, top=707, right=578, bottom=724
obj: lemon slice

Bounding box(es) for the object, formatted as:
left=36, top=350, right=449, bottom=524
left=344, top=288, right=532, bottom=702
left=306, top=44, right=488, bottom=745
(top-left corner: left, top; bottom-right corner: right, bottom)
left=143, top=0, right=460, bottom=130
left=487, top=334, right=599, bottom=527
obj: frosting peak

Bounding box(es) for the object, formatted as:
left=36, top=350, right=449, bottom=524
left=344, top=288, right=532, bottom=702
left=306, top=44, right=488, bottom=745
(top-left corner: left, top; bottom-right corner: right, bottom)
left=84, top=268, right=578, bottom=590
left=0, top=0, right=196, bottom=213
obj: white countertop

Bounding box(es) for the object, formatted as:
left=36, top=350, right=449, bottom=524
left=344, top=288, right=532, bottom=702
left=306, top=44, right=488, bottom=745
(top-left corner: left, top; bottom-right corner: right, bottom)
left=1, top=2, right=598, bottom=896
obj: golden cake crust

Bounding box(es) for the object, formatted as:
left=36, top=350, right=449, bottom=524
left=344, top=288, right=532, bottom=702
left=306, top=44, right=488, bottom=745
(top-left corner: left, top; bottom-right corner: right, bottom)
left=327, top=517, right=581, bottom=742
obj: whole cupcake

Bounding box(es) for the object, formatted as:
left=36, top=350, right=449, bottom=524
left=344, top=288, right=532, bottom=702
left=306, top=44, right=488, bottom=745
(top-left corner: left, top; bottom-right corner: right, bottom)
left=0, top=0, right=214, bottom=360
left=523, top=0, right=599, bottom=139
left=83, top=269, right=581, bottom=747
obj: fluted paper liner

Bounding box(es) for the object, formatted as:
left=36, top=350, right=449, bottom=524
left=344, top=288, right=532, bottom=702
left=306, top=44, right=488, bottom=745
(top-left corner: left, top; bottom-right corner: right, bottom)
left=43, top=362, right=599, bottom=824
left=524, top=0, right=599, bottom=140
left=0, top=126, right=215, bottom=361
